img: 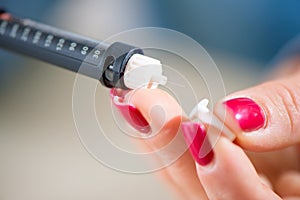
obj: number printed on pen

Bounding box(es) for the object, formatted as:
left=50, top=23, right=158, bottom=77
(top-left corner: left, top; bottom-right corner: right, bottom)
left=32, top=31, right=42, bottom=44
left=92, top=49, right=101, bottom=59
left=81, top=46, right=88, bottom=55
left=44, top=35, right=54, bottom=47
left=69, top=42, right=77, bottom=51
left=56, top=38, right=65, bottom=51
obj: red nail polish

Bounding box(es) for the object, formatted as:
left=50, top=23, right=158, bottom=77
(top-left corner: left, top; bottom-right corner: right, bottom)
left=181, top=122, right=214, bottom=166
left=110, top=89, right=150, bottom=133
left=224, top=97, right=265, bottom=132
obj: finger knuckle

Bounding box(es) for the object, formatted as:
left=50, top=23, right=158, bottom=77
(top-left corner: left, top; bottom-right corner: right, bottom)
left=270, top=81, right=300, bottom=134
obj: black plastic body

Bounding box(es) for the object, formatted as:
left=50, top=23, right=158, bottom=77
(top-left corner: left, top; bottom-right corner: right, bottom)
left=0, top=11, right=143, bottom=88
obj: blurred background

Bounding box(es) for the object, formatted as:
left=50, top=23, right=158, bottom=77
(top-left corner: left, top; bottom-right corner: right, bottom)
left=1, top=0, right=300, bottom=199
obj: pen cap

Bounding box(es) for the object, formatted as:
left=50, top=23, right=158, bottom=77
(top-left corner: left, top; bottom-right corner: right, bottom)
left=100, top=42, right=143, bottom=89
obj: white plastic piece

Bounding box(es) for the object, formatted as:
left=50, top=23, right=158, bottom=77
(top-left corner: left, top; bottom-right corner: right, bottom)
left=124, top=54, right=167, bottom=89
left=189, top=99, right=236, bottom=141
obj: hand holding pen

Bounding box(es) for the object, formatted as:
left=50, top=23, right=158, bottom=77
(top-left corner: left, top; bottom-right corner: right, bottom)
left=112, top=55, right=300, bottom=199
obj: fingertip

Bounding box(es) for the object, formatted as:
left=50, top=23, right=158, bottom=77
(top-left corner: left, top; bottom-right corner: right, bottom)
left=196, top=136, right=280, bottom=200
left=214, top=93, right=279, bottom=151
left=127, top=88, right=184, bottom=122
left=123, top=88, right=187, bottom=150
left=214, top=78, right=300, bottom=151
left=214, top=95, right=272, bottom=150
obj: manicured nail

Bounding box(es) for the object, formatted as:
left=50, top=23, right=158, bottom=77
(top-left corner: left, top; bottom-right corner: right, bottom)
left=110, top=89, right=150, bottom=133
left=181, top=122, right=214, bottom=166
left=223, top=97, right=266, bottom=132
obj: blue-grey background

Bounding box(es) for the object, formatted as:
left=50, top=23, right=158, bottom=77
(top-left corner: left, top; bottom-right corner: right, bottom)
left=2, top=0, right=300, bottom=84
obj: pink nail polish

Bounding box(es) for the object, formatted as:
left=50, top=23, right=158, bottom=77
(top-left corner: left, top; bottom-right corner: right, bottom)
left=224, top=97, right=266, bottom=132
left=110, top=89, right=150, bottom=133
left=181, top=122, right=214, bottom=166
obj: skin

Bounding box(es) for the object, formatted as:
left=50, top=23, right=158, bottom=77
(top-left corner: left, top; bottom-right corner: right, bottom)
left=120, top=57, right=300, bottom=199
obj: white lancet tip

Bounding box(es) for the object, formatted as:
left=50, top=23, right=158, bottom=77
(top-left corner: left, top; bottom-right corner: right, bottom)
left=189, top=98, right=210, bottom=119
left=189, top=99, right=235, bottom=141
left=124, top=54, right=167, bottom=89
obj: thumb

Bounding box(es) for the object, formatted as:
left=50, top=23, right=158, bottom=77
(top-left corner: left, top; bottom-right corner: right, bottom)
left=214, top=72, right=300, bottom=151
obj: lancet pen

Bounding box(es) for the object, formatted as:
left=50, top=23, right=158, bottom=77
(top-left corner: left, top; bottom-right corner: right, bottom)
left=0, top=9, right=166, bottom=89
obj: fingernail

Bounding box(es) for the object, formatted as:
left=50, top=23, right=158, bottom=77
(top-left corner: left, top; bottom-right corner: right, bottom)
left=110, top=89, right=151, bottom=133
left=223, top=97, right=266, bottom=132
left=181, top=122, right=214, bottom=166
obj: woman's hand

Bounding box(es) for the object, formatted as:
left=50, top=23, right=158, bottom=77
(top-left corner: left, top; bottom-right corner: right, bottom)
left=213, top=58, right=300, bottom=151
left=110, top=57, right=300, bottom=199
